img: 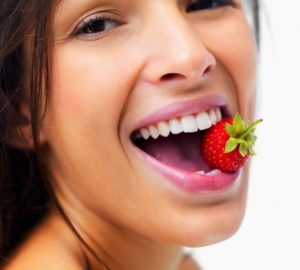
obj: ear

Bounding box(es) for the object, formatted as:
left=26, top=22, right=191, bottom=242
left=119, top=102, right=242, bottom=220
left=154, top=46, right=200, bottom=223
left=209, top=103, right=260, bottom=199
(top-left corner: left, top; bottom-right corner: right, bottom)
left=7, top=102, right=46, bottom=150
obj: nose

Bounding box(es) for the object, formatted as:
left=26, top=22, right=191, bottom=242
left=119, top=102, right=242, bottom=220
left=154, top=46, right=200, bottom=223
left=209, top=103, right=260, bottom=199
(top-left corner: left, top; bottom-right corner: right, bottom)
left=140, top=7, right=216, bottom=87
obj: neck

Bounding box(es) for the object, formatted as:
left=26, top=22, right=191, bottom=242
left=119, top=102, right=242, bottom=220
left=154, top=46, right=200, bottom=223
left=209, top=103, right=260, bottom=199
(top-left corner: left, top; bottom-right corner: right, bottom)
left=51, top=195, right=185, bottom=270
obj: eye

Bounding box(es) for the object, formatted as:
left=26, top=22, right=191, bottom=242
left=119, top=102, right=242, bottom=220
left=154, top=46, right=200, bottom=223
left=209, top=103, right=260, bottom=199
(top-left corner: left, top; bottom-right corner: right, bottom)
left=74, top=14, right=120, bottom=37
left=186, top=0, right=235, bottom=12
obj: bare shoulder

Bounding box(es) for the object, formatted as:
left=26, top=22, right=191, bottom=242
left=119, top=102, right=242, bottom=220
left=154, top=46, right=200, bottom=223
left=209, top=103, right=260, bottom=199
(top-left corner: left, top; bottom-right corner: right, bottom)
left=2, top=215, right=84, bottom=270
left=179, top=254, right=202, bottom=270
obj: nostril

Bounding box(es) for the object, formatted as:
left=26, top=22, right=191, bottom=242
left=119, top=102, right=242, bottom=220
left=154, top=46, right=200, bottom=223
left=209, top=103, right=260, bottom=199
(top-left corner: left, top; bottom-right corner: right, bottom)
left=160, top=73, right=185, bottom=81
left=203, top=65, right=212, bottom=75
left=160, top=65, right=212, bottom=82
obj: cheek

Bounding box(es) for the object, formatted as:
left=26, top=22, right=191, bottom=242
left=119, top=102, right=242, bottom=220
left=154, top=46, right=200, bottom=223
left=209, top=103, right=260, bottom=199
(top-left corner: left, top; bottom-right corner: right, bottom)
left=44, top=46, right=130, bottom=194
left=47, top=42, right=144, bottom=155
left=50, top=46, right=129, bottom=127
left=225, top=28, right=257, bottom=119
left=43, top=42, right=150, bottom=218
left=203, top=16, right=257, bottom=118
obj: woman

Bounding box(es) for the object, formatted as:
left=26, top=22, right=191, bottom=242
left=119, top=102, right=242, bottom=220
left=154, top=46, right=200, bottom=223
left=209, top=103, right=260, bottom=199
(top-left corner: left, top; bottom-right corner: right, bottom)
left=0, top=0, right=260, bottom=269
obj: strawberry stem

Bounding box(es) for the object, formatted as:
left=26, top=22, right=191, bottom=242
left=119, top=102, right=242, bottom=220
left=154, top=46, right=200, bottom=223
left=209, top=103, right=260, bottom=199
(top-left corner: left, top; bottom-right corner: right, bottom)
left=239, top=119, right=263, bottom=139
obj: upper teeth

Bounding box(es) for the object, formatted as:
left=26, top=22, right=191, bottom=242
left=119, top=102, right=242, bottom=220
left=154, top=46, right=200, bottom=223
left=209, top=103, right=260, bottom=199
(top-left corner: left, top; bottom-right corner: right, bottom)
left=136, top=107, right=222, bottom=140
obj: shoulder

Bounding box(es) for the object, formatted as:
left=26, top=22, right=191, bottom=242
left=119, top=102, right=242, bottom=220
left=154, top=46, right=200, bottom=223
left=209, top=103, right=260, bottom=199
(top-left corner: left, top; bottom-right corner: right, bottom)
left=2, top=214, right=85, bottom=270
left=179, top=254, right=202, bottom=270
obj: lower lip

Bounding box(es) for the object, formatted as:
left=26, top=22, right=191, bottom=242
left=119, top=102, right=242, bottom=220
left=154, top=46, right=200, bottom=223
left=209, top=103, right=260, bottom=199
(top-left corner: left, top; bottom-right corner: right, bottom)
left=134, top=147, right=240, bottom=193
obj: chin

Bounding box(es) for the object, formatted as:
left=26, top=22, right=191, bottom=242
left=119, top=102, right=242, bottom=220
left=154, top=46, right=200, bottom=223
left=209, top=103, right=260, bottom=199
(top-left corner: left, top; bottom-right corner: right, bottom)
left=165, top=183, right=248, bottom=248
left=183, top=215, right=245, bottom=247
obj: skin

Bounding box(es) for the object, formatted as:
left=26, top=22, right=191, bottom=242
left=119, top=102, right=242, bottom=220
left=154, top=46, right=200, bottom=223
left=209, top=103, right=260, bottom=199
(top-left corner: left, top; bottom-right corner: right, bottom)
left=5, top=0, right=257, bottom=269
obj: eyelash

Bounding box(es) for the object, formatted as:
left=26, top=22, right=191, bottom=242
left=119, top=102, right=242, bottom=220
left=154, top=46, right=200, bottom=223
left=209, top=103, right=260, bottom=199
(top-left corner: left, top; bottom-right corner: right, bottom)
left=73, top=0, right=236, bottom=37
left=73, top=14, right=121, bottom=37
left=186, top=0, right=236, bottom=12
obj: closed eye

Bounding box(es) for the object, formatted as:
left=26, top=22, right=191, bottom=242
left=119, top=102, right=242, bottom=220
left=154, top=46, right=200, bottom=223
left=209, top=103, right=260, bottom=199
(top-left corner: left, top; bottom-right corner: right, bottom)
left=186, top=0, right=236, bottom=12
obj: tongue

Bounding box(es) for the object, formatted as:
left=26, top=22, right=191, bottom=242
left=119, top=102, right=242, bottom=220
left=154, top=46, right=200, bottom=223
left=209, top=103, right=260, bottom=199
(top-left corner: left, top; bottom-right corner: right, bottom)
left=138, top=133, right=211, bottom=172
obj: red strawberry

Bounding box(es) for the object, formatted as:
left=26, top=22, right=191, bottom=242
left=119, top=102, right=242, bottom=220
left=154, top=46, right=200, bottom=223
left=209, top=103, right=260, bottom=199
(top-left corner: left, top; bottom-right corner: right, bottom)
left=201, top=114, right=262, bottom=173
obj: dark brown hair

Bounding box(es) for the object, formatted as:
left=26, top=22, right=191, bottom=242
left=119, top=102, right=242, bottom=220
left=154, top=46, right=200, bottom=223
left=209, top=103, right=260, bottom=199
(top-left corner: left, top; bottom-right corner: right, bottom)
left=0, top=0, right=54, bottom=261
left=0, top=0, right=260, bottom=264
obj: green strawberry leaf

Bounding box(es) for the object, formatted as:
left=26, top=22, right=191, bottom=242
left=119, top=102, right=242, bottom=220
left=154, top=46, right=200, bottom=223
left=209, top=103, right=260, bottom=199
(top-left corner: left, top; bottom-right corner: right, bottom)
left=249, top=147, right=256, bottom=156
left=233, top=114, right=244, bottom=135
left=225, top=138, right=238, bottom=153
left=246, top=134, right=257, bottom=147
left=223, top=114, right=262, bottom=157
left=226, top=123, right=236, bottom=137
left=239, top=142, right=248, bottom=157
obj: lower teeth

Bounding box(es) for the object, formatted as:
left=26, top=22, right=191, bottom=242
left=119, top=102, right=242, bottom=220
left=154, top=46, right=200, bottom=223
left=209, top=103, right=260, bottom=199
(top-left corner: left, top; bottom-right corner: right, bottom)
left=196, top=169, right=222, bottom=176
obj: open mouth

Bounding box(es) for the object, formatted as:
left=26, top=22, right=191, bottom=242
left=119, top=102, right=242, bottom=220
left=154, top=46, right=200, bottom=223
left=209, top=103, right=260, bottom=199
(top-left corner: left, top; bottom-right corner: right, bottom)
left=131, top=107, right=227, bottom=176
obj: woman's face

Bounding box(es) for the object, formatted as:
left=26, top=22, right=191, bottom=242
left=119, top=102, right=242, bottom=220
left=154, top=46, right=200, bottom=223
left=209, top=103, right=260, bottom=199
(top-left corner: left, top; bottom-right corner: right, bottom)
left=43, top=0, right=256, bottom=246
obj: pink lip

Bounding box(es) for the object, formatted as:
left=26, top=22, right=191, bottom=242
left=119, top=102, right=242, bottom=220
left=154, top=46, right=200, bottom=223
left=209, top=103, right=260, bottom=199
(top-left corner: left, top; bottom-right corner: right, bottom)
left=135, top=146, right=240, bottom=193
left=132, top=94, right=228, bottom=131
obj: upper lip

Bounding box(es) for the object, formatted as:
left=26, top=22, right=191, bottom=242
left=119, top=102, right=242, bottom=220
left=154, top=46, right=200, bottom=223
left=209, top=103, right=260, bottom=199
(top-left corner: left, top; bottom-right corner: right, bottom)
left=131, top=94, right=231, bottom=134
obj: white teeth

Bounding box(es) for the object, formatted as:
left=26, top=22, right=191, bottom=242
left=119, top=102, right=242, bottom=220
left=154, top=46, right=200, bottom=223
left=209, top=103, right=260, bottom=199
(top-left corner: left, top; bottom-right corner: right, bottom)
left=157, top=121, right=170, bottom=137
left=169, top=119, right=183, bottom=134
left=149, top=125, right=159, bottom=139
left=196, top=111, right=212, bottom=130
left=206, top=169, right=222, bottom=176
left=215, top=107, right=222, bottom=121
left=209, top=108, right=217, bottom=125
left=136, top=107, right=223, bottom=140
left=196, top=169, right=222, bottom=176
left=180, top=115, right=198, bottom=133
left=140, top=128, right=150, bottom=140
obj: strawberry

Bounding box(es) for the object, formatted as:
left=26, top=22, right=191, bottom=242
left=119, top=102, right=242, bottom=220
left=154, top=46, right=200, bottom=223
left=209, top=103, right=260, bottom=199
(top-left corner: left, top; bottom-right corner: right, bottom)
left=201, top=114, right=262, bottom=173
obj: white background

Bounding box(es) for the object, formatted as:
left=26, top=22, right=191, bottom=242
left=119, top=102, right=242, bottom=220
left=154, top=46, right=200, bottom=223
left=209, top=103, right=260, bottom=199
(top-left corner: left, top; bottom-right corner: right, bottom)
left=192, top=1, right=300, bottom=269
